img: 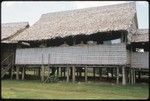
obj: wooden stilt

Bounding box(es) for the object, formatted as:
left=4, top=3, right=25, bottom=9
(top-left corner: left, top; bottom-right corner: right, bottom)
left=38, top=68, right=41, bottom=77
left=85, top=66, right=87, bottom=82
left=133, top=68, right=136, bottom=84
left=128, top=68, right=131, bottom=84
left=61, top=68, right=63, bottom=77
left=122, top=66, right=126, bottom=85
left=72, top=66, right=75, bottom=83
left=93, top=67, right=95, bottom=81
left=22, top=66, right=25, bottom=80
left=66, top=67, right=69, bottom=82
left=138, top=68, right=141, bottom=80
left=111, top=68, right=113, bottom=78
left=41, top=65, right=44, bottom=82
left=10, top=66, right=14, bottom=80
left=116, top=66, right=119, bottom=84
left=99, top=67, right=102, bottom=79
left=64, top=67, right=66, bottom=77
left=16, top=66, right=19, bottom=80
left=79, top=68, right=82, bottom=77
left=57, top=67, right=59, bottom=76
left=131, top=68, right=134, bottom=84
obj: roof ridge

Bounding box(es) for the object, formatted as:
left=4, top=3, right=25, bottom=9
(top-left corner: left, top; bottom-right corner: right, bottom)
left=41, top=2, right=136, bottom=18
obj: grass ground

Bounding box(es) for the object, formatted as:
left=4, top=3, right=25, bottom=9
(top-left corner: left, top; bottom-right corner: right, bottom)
left=1, top=80, right=149, bottom=99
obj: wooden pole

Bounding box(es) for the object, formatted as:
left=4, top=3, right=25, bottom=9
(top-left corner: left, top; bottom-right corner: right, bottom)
left=133, top=68, right=136, bottom=84
left=93, top=67, right=95, bottom=81
left=16, top=66, right=19, bottom=80
left=122, top=66, right=126, bottom=85
left=66, top=67, right=69, bottom=82
left=64, top=67, right=66, bottom=77
left=128, top=68, right=131, bottom=84
left=111, top=68, right=113, bottom=78
left=38, top=68, right=41, bottom=77
left=41, top=65, right=45, bottom=82
left=10, top=66, right=14, bottom=80
left=131, top=68, right=134, bottom=84
left=116, top=66, right=119, bottom=84
left=41, top=54, right=44, bottom=82
left=22, top=66, right=25, bottom=80
left=72, top=66, right=75, bottom=83
left=57, top=67, right=59, bottom=76
left=85, top=66, right=87, bottom=82
left=61, top=68, right=63, bottom=77
left=99, top=67, right=102, bottom=79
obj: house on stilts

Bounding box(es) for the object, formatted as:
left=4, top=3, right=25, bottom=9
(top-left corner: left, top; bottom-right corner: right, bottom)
left=1, top=2, right=149, bottom=85
left=1, top=22, right=29, bottom=79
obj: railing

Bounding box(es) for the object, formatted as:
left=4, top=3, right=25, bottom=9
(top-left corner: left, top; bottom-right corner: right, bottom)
left=1, top=62, right=12, bottom=78
left=1, top=54, right=14, bottom=78
left=1, top=54, right=13, bottom=65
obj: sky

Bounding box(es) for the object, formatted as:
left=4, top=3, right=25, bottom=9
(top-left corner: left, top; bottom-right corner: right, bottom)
left=1, top=1, right=149, bottom=29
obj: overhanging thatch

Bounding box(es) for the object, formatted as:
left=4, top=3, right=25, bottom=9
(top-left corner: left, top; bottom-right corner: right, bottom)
left=11, top=2, right=136, bottom=41
left=1, top=22, right=29, bottom=43
left=131, top=29, right=149, bottom=42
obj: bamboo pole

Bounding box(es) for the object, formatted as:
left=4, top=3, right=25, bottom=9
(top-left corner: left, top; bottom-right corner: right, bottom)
left=22, top=66, right=25, bottom=80
left=122, top=66, right=126, bottom=85
left=116, top=66, right=119, bottom=84
left=10, top=66, right=14, bottom=80
left=66, top=67, right=69, bottom=82
left=99, top=67, right=102, bottom=79
left=16, top=66, right=19, bottom=80
left=85, top=66, right=87, bottom=82
left=72, top=66, right=75, bottom=83
left=41, top=54, right=44, bottom=82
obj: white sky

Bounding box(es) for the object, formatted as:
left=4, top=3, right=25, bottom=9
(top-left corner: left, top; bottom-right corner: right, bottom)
left=1, top=1, right=149, bottom=29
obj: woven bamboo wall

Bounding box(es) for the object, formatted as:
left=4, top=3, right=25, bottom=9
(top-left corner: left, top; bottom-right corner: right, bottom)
left=15, top=43, right=127, bottom=65
left=131, top=52, right=149, bottom=68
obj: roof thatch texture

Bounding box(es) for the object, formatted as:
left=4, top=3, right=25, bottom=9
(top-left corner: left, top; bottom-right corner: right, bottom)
left=1, top=22, right=29, bottom=43
left=131, top=29, right=149, bottom=42
left=11, top=2, right=136, bottom=41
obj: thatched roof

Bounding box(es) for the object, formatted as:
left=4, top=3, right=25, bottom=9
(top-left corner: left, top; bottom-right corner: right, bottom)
left=1, top=22, right=29, bottom=43
left=11, top=2, right=136, bottom=41
left=131, top=29, right=149, bottom=42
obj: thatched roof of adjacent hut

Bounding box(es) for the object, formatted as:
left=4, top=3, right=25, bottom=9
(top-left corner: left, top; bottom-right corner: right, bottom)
left=1, top=22, right=29, bottom=43
left=131, top=29, right=149, bottom=42
left=11, top=2, right=136, bottom=41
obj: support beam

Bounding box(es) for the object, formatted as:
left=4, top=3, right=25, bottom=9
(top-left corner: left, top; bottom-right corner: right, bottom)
left=16, top=66, right=19, bottom=80
left=128, top=68, right=131, bottom=84
left=10, top=66, right=14, bottom=80
left=72, top=66, right=75, bottom=83
left=38, top=68, right=41, bottom=77
left=93, top=67, right=95, bottom=81
left=116, top=66, right=119, bottom=84
left=138, top=68, right=141, bottom=80
left=122, top=66, right=126, bottom=85
left=64, top=67, right=66, bottom=77
left=99, top=68, right=102, bottom=79
left=66, top=67, right=69, bottom=82
left=85, top=66, right=87, bottom=82
left=131, top=68, right=134, bottom=84
left=22, top=66, right=25, bottom=80
left=41, top=65, right=44, bottom=82
left=61, top=68, right=63, bottom=77
left=133, top=68, right=136, bottom=84
left=111, top=68, right=113, bottom=78
left=57, top=67, right=59, bottom=76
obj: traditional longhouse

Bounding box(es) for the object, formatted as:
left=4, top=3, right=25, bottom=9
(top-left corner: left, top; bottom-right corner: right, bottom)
left=7, top=2, right=148, bottom=84
left=1, top=22, right=29, bottom=78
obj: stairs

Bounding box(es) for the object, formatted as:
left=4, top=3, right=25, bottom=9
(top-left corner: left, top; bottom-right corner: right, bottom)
left=1, top=54, right=13, bottom=78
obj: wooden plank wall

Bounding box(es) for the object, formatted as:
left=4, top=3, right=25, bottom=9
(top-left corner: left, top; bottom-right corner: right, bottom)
left=131, top=52, right=149, bottom=69
left=15, top=43, right=127, bottom=65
